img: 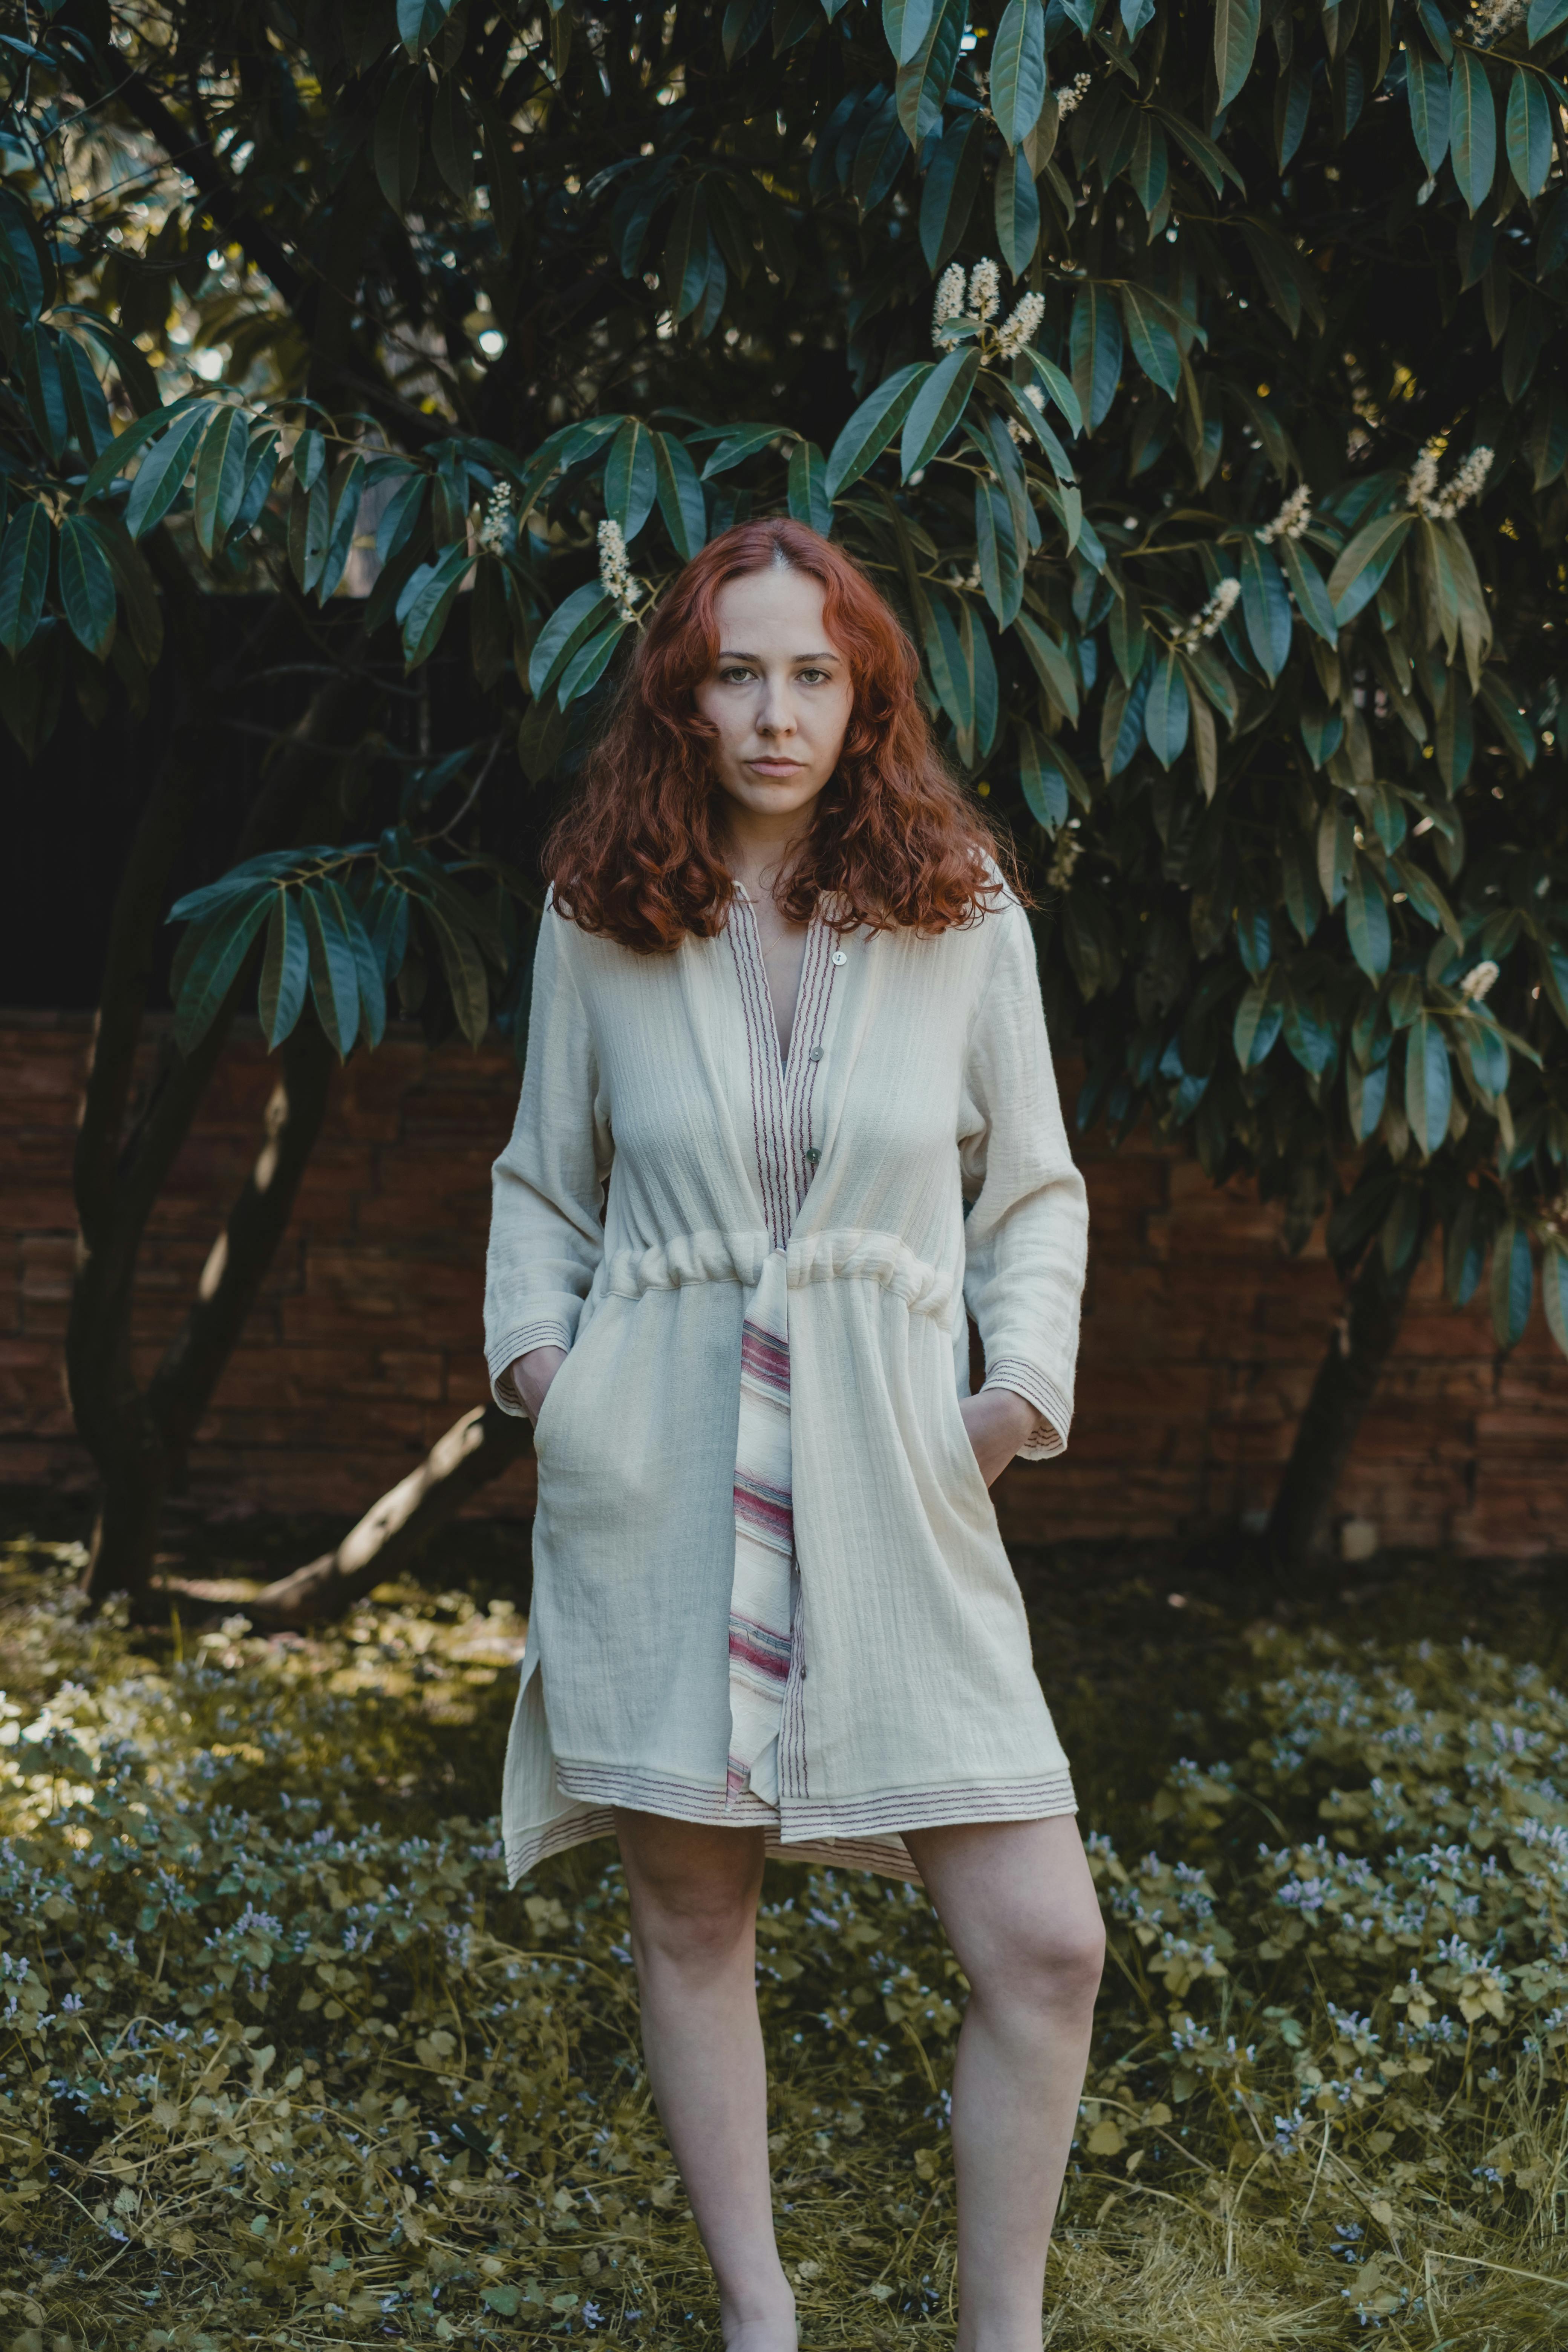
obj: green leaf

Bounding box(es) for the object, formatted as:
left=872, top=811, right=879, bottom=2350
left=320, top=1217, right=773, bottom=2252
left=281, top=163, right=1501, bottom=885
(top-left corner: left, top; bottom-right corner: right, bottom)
left=1390, top=850, right=1462, bottom=942
left=1450, top=49, right=1498, bottom=216
left=1462, top=1010, right=1510, bottom=1095
left=1476, top=670, right=1536, bottom=768
left=923, top=596, right=971, bottom=741
left=1278, top=538, right=1338, bottom=645
left=56, top=515, right=116, bottom=659
left=885, top=0, right=938, bottom=64
left=425, top=902, right=491, bottom=1047
left=1490, top=1217, right=1533, bottom=1349
left=1542, top=1240, right=1568, bottom=1363
left=1017, top=724, right=1069, bottom=831
left=557, top=617, right=628, bottom=704
left=398, top=0, right=454, bottom=55
left=1069, top=287, right=1122, bottom=434
left=400, top=543, right=474, bottom=669
left=302, top=884, right=364, bottom=1060
left=787, top=439, right=832, bottom=533
left=1528, top=0, right=1568, bottom=38
left=701, top=423, right=785, bottom=479
left=1405, top=42, right=1450, bottom=176
left=1233, top=972, right=1283, bottom=1069
left=1120, top=286, right=1179, bottom=401
left=124, top=405, right=213, bottom=539
left=0, top=504, right=51, bottom=657
left=259, top=890, right=310, bottom=1047
left=974, top=482, right=1022, bottom=628
left=374, top=69, right=423, bottom=216
left=1143, top=647, right=1189, bottom=766
left=654, top=432, right=708, bottom=557
left=1238, top=541, right=1291, bottom=682
left=1505, top=66, right=1551, bottom=200
left=317, top=456, right=366, bottom=603
left=174, top=892, right=273, bottom=1054
left=900, top=345, right=979, bottom=478
left=58, top=332, right=114, bottom=459
left=1213, top=0, right=1261, bottom=112
left=1404, top=1010, right=1452, bottom=1156
left=1013, top=609, right=1080, bottom=724
left=895, top=0, right=965, bottom=144
left=993, top=144, right=1041, bottom=276
left=528, top=582, right=617, bottom=698
left=192, top=406, right=251, bottom=560
left=1021, top=348, right=1083, bottom=439
left=603, top=418, right=658, bottom=541
left=325, top=880, right=388, bottom=1050
left=990, top=0, right=1047, bottom=149
left=80, top=396, right=202, bottom=504
left=663, top=185, right=713, bottom=322
left=1348, top=1057, right=1388, bottom=1141
left=992, top=378, right=1074, bottom=480
left=1327, top=509, right=1413, bottom=625
left=919, top=114, right=984, bottom=273
left=1345, top=856, right=1391, bottom=980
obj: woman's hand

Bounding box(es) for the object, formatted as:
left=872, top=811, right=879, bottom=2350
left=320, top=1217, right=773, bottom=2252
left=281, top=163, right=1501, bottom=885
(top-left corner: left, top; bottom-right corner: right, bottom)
left=511, top=1344, right=567, bottom=1427
left=959, top=1387, right=1040, bottom=1487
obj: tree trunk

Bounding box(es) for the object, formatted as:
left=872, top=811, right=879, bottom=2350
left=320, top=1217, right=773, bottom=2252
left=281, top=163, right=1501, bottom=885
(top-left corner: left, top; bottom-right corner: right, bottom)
left=70, top=641, right=372, bottom=1614
left=1265, top=1243, right=1420, bottom=1580
left=174, top=1403, right=533, bottom=1631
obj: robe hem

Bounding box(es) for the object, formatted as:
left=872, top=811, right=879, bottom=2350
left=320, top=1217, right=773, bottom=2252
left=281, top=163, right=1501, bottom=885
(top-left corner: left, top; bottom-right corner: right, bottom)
left=502, top=1759, right=1078, bottom=1885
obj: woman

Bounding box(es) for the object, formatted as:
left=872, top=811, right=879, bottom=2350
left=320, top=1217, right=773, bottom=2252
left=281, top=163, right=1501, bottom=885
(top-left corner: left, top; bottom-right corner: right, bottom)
left=484, top=518, right=1100, bottom=2352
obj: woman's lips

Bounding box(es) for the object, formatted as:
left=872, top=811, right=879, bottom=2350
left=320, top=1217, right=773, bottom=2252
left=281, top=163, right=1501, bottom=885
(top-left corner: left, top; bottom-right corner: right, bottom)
left=749, top=758, right=805, bottom=774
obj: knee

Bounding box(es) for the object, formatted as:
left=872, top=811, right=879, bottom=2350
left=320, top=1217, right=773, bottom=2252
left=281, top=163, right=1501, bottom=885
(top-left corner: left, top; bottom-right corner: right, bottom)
left=628, top=1865, right=760, bottom=1974
left=979, top=1906, right=1106, bottom=2022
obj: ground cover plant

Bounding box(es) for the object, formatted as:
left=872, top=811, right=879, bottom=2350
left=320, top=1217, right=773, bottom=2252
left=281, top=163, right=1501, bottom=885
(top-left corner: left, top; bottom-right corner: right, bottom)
left=4, top=1522, right=1568, bottom=2349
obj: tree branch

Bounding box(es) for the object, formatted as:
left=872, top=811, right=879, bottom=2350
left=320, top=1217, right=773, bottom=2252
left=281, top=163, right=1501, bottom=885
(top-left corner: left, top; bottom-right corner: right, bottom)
left=149, top=1020, right=337, bottom=1484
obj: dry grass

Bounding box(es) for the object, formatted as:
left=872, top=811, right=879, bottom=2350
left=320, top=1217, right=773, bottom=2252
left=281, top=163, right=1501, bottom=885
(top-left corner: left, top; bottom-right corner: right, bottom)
left=3, top=1527, right=1568, bottom=2349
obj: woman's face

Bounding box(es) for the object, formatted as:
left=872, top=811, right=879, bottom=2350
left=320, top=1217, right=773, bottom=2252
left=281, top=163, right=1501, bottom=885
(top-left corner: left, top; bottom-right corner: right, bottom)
left=693, top=564, right=854, bottom=833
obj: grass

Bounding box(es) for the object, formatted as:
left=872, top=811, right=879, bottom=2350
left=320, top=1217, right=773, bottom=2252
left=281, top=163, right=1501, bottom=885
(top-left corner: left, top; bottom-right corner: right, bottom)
left=3, top=1507, right=1568, bottom=2349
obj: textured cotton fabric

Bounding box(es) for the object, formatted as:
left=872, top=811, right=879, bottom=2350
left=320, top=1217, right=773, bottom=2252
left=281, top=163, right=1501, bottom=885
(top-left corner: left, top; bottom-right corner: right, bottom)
left=484, top=883, right=1090, bottom=1884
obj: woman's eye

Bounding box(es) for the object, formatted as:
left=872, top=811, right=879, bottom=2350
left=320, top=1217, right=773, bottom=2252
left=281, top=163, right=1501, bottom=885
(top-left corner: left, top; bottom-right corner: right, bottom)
left=797, top=668, right=828, bottom=684
left=719, top=666, right=753, bottom=684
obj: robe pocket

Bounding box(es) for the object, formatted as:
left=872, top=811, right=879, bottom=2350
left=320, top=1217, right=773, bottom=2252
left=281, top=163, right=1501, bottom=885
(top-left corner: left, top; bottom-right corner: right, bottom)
left=935, top=1376, right=1000, bottom=1528
left=530, top=1348, right=576, bottom=1455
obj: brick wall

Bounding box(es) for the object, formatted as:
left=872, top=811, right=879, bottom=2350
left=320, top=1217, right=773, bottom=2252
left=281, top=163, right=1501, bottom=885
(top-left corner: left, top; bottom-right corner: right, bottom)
left=3, top=1012, right=1565, bottom=1553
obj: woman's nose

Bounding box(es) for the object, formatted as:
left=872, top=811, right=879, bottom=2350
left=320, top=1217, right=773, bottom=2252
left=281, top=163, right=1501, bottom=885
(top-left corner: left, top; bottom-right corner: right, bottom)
left=756, top=682, right=796, bottom=735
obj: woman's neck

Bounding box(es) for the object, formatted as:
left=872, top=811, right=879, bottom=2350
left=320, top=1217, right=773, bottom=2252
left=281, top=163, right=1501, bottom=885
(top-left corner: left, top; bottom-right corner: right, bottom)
left=718, top=805, right=814, bottom=906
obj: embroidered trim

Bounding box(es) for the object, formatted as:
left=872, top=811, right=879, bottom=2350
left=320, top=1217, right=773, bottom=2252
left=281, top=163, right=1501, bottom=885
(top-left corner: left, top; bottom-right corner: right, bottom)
left=981, top=1359, right=1073, bottom=1460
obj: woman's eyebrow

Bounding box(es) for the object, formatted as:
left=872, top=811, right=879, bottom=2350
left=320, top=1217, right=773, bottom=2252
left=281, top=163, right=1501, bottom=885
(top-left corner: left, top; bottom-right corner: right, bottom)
left=715, top=648, right=840, bottom=664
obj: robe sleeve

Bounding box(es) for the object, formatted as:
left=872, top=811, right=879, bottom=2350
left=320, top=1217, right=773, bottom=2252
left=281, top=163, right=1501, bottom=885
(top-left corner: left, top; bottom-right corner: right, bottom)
left=958, top=897, right=1089, bottom=1461
left=484, top=900, right=612, bottom=1418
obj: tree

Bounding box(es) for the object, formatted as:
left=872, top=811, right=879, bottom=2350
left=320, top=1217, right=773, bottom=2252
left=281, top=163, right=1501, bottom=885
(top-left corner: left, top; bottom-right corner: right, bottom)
left=0, top=0, right=1564, bottom=1614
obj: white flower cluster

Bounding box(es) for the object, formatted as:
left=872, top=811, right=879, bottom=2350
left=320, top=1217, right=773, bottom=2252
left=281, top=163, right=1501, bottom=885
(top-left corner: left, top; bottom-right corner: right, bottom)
left=596, top=518, right=643, bottom=623
left=1172, top=574, right=1240, bottom=649
left=1007, top=381, right=1048, bottom=444
left=475, top=480, right=514, bottom=556
left=1258, top=484, right=1312, bottom=545
left=1055, top=72, right=1092, bottom=119
left=1468, top=0, right=1525, bottom=41
left=933, top=260, right=1046, bottom=356
left=969, top=256, right=1001, bottom=322
left=1459, top=959, right=1501, bottom=1003
left=1407, top=438, right=1493, bottom=520
left=995, top=290, right=1046, bottom=358
left=1046, top=826, right=1084, bottom=888
left=932, top=262, right=967, bottom=343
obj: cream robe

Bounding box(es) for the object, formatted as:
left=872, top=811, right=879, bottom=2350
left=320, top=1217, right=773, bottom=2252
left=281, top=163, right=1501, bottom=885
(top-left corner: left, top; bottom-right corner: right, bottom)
left=484, top=884, right=1089, bottom=1883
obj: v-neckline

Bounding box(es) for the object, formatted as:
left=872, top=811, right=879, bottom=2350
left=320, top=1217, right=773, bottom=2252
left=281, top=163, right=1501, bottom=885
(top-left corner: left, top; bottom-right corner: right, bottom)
left=732, top=890, right=815, bottom=1075
left=724, top=899, right=840, bottom=1251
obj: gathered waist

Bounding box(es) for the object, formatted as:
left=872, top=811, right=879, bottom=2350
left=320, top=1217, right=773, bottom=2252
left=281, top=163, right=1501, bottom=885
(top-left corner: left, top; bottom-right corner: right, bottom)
left=591, top=1226, right=960, bottom=1324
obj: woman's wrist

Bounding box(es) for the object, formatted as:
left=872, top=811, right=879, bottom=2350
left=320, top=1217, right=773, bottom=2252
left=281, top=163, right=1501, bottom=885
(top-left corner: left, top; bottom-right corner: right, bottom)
left=512, top=1344, right=567, bottom=1424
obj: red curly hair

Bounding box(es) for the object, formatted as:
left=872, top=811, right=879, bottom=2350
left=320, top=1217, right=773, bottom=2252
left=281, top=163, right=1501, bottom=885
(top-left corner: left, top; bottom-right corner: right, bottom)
left=542, top=517, right=1015, bottom=951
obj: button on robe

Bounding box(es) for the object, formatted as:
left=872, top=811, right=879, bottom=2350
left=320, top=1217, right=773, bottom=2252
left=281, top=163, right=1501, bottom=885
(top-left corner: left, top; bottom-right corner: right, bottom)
left=485, top=884, right=1089, bottom=1883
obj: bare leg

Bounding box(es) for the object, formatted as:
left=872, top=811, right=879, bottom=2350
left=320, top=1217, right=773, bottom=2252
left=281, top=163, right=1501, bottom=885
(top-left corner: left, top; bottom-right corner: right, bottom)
left=902, top=1816, right=1104, bottom=2352
left=613, top=1809, right=795, bottom=2352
